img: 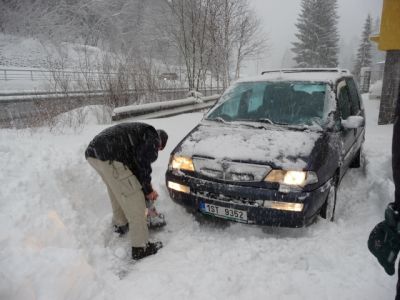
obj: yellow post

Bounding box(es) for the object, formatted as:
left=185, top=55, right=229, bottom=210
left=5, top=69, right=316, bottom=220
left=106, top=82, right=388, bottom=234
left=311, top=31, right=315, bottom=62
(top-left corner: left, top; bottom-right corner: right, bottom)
left=370, top=0, right=400, bottom=124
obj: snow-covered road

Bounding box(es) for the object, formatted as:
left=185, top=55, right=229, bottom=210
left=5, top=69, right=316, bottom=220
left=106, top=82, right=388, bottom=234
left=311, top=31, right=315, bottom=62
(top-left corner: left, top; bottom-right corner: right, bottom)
left=0, top=96, right=396, bottom=300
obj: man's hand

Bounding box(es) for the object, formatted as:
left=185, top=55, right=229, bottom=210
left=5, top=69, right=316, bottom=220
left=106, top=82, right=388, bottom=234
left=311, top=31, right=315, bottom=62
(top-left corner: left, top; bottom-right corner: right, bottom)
left=146, top=190, right=159, bottom=201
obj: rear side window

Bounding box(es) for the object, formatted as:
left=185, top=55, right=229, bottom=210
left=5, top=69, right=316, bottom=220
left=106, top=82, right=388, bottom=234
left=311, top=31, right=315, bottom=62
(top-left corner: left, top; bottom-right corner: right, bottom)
left=346, top=78, right=361, bottom=114
left=338, top=84, right=351, bottom=120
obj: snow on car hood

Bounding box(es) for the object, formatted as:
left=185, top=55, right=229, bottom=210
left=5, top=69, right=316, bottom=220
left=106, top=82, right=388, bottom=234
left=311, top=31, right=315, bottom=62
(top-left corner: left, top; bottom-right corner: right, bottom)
left=177, top=122, right=322, bottom=169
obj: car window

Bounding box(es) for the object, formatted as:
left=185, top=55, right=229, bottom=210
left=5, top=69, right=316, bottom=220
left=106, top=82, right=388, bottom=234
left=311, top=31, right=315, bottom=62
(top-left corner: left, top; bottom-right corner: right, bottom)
left=247, top=85, right=264, bottom=112
left=345, top=78, right=361, bottom=114
left=221, top=94, right=240, bottom=117
left=206, top=81, right=328, bottom=126
left=338, top=83, right=352, bottom=120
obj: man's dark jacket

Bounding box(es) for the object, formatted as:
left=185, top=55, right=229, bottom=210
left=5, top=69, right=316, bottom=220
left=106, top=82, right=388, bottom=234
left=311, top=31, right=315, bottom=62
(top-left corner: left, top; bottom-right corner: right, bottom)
left=85, top=122, right=160, bottom=195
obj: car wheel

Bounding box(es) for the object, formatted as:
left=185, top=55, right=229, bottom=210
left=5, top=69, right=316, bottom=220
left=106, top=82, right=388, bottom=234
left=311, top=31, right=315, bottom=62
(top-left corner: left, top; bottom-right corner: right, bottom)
left=320, top=180, right=337, bottom=222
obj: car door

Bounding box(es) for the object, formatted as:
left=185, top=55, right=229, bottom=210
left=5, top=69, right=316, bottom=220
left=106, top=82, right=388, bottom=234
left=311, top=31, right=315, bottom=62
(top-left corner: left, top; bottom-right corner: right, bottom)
left=336, top=79, right=355, bottom=174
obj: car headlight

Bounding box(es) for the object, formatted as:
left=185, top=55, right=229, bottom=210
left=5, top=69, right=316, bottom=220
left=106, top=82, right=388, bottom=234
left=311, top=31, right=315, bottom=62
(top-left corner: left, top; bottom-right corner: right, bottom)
left=265, top=170, right=318, bottom=187
left=169, top=155, right=195, bottom=171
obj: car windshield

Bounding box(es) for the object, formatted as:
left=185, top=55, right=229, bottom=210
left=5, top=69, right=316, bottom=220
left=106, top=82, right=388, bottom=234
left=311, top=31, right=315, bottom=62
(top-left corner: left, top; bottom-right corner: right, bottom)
left=205, top=81, right=330, bottom=127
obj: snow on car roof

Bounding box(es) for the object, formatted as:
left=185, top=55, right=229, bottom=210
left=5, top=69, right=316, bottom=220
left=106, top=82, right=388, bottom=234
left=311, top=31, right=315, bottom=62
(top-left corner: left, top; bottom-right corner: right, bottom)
left=236, top=68, right=352, bottom=84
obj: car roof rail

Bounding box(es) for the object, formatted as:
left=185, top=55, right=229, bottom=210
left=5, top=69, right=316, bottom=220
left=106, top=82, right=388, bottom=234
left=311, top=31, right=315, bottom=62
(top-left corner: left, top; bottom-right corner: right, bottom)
left=261, top=68, right=351, bottom=75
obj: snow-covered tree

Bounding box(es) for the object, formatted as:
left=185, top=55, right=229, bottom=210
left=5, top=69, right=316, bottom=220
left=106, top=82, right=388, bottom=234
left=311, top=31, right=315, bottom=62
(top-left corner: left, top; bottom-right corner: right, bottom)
left=2, top=0, right=266, bottom=90
left=353, top=15, right=372, bottom=79
left=292, top=0, right=339, bottom=68
left=0, top=0, right=164, bottom=52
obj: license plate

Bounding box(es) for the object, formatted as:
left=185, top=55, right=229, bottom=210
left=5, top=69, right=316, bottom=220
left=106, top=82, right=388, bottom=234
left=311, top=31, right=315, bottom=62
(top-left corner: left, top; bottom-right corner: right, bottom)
left=200, top=202, right=248, bottom=223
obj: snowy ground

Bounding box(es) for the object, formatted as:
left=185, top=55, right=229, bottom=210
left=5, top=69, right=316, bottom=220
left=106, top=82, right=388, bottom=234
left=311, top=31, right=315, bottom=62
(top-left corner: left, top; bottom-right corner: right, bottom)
left=0, top=95, right=396, bottom=299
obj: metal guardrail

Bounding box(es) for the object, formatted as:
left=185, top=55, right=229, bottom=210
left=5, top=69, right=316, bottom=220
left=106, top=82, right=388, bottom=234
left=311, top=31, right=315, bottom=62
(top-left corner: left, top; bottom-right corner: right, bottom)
left=0, top=88, right=222, bottom=100
left=0, top=68, right=222, bottom=92
left=0, top=88, right=223, bottom=128
left=112, top=94, right=220, bottom=121
left=0, top=89, right=113, bottom=97
left=0, top=68, right=119, bottom=81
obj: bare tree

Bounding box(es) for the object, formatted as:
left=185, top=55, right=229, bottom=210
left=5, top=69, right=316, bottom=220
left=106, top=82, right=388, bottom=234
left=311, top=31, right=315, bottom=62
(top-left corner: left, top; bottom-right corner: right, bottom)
left=233, top=5, right=268, bottom=79
left=164, top=0, right=214, bottom=91
left=217, top=0, right=236, bottom=89
left=164, top=0, right=267, bottom=90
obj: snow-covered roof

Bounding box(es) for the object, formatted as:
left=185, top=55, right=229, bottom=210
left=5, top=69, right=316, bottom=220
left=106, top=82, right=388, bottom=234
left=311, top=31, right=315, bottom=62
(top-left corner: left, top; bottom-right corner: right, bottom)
left=236, top=68, right=352, bottom=84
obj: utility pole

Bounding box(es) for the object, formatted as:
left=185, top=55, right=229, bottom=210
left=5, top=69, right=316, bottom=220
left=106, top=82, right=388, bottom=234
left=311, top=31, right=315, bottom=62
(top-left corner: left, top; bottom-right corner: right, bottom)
left=370, top=0, right=400, bottom=124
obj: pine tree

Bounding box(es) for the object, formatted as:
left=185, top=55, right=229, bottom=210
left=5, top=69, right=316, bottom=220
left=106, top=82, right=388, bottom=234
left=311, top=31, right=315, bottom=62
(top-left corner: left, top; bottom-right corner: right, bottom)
left=353, top=15, right=373, bottom=79
left=292, top=0, right=339, bottom=68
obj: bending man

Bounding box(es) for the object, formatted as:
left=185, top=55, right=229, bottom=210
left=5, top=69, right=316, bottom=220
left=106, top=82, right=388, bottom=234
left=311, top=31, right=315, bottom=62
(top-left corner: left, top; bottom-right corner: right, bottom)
left=85, top=122, right=168, bottom=260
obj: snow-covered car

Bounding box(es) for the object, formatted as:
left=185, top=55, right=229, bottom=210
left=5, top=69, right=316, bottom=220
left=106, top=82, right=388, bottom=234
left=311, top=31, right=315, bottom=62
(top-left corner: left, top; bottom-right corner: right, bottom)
left=165, top=69, right=365, bottom=227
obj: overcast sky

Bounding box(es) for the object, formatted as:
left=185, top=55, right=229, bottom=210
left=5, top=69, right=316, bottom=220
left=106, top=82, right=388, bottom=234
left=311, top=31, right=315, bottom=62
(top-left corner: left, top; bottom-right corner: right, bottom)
left=245, top=0, right=383, bottom=75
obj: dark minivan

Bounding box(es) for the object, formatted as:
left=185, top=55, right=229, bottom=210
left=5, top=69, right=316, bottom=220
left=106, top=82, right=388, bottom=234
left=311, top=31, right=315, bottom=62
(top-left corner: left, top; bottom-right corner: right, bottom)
left=166, top=69, right=365, bottom=227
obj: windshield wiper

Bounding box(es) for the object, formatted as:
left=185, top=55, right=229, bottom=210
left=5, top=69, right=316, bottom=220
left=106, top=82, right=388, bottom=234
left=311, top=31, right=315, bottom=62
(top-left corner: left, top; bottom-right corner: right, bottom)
left=256, top=118, right=290, bottom=126
left=274, top=121, right=290, bottom=126
left=257, top=118, right=308, bottom=129
left=256, top=118, right=274, bottom=124
left=286, top=125, right=308, bottom=131
left=209, top=117, right=227, bottom=123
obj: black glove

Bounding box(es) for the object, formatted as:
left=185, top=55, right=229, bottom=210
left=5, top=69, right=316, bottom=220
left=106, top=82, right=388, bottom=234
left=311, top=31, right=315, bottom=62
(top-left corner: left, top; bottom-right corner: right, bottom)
left=368, top=203, right=400, bottom=275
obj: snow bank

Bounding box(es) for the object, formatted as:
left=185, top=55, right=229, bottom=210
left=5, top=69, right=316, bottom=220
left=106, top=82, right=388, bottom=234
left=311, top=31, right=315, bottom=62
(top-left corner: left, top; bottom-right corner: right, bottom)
left=0, top=33, right=104, bottom=70
left=0, top=33, right=107, bottom=92
left=53, top=105, right=112, bottom=129
left=0, top=95, right=396, bottom=299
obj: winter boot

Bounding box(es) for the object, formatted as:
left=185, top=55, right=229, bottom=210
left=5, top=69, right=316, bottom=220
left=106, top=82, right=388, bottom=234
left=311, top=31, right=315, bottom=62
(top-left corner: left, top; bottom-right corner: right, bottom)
left=113, top=223, right=129, bottom=236
left=132, top=241, right=163, bottom=260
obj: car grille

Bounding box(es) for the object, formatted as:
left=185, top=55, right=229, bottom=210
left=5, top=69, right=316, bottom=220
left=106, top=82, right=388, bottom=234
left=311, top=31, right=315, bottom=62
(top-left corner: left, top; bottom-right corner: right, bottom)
left=193, top=190, right=264, bottom=207
left=192, top=157, right=271, bottom=183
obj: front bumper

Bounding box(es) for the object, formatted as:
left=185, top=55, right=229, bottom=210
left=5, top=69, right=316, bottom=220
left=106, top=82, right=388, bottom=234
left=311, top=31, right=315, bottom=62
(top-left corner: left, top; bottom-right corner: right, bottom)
left=166, top=171, right=330, bottom=227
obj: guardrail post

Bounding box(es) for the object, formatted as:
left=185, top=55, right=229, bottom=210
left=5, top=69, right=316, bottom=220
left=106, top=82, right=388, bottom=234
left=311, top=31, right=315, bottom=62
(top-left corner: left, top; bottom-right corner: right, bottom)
left=30, top=70, right=34, bottom=81
left=4, top=70, right=7, bottom=81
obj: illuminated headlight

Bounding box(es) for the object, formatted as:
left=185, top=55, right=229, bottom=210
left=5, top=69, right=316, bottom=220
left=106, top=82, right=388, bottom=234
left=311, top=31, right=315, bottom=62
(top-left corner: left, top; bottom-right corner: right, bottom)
left=169, top=155, right=195, bottom=171
left=263, top=200, right=304, bottom=212
left=264, top=170, right=318, bottom=187
left=167, top=181, right=190, bottom=194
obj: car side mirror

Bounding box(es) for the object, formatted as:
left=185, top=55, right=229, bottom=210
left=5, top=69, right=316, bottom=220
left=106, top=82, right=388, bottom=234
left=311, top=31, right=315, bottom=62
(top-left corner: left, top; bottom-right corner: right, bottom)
left=341, top=116, right=365, bottom=129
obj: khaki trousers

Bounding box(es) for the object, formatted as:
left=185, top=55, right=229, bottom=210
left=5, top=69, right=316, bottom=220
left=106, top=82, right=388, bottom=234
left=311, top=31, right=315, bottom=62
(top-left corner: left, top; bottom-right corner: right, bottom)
left=87, top=157, right=148, bottom=247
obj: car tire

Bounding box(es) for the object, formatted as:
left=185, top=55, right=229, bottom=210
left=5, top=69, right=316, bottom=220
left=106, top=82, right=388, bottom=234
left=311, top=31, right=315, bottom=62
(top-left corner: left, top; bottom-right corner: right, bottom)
left=320, top=179, right=337, bottom=222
